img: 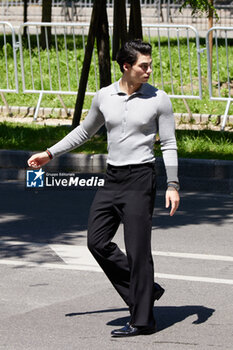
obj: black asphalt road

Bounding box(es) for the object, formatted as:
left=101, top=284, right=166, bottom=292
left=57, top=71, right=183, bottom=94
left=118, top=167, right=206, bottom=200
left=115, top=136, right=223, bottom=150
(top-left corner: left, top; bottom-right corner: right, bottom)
left=0, top=180, right=233, bottom=349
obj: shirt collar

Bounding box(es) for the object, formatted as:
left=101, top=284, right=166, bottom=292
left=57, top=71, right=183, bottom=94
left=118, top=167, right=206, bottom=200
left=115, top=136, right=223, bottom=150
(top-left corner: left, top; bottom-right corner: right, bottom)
left=112, top=79, right=149, bottom=97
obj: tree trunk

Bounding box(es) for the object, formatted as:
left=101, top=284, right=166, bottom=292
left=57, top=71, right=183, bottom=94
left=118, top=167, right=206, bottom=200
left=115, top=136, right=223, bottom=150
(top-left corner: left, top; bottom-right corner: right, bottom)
left=208, top=0, right=214, bottom=74
left=96, top=0, right=111, bottom=135
left=41, top=0, right=52, bottom=50
left=23, top=0, right=28, bottom=38
left=72, top=0, right=105, bottom=128
left=128, top=0, right=143, bottom=41
left=96, top=1, right=111, bottom=88
left=112, top=0, right=127, bottom=60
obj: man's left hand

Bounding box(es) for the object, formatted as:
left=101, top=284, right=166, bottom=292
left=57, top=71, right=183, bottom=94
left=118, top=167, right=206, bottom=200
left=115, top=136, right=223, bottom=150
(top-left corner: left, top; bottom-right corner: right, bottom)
left=165, top=188, right=180, bottom=216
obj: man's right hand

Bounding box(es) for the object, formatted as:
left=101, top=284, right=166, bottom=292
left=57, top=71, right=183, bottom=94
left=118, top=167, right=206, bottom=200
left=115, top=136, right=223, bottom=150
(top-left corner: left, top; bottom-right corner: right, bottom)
left=27, top=151, right=51, bottom=169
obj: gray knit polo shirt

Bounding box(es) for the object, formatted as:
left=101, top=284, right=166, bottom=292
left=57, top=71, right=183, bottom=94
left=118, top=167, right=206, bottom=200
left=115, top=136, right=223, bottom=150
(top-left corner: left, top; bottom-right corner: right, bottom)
left=48, top=80, right=178, bottom=183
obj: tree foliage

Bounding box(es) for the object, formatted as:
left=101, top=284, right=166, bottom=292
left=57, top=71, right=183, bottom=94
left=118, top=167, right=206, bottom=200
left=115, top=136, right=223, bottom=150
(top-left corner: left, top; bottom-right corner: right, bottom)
left=178, top=0, right=218, bottom=18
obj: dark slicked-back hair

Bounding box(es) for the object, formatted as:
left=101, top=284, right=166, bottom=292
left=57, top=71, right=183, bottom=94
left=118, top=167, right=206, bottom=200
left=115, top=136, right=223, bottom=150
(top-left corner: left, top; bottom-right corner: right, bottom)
left=116, top=39, right=152, bottom=73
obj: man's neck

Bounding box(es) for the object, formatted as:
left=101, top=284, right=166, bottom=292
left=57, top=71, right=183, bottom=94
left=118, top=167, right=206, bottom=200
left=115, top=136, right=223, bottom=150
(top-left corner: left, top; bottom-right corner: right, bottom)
left=119, top=77, right=142, bottom=96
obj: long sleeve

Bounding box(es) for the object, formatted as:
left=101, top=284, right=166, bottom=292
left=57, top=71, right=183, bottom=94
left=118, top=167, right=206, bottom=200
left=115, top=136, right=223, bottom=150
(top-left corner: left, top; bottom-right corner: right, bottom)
left=48, top=92, right=105, bottom=158
left=157, top=91, right=179, bottom=183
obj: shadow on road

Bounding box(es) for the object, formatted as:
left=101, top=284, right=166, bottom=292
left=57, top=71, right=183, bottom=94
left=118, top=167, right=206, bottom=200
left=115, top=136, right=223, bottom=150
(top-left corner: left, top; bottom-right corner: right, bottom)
left=0, top=181, right=233, bottom=259
left=65, top=304, right=215, bottom=332
left=153, top=191, right=233, bottom=229
left=108, top=304, right=215, bottom=332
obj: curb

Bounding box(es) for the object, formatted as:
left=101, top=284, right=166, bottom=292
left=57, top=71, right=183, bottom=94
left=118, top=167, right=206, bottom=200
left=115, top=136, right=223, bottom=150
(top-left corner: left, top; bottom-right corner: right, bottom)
left=0, top=105, right=76, bottom=118
left=1, top=105, right=233, bottom=125
left=0, top=150, right=232, bottom=193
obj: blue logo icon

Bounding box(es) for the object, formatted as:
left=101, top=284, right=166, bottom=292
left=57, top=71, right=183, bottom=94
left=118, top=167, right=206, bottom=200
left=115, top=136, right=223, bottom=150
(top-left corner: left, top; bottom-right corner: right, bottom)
left=26, top=169, right=45, bottom=188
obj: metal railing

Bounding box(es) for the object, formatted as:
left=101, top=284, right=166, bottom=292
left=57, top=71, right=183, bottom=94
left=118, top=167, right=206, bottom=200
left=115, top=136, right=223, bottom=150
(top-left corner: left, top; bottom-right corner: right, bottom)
left=206, top=26, right=233, bottom=130
left=0, top=21, right=18, bottom=114
left=165, top=1, right=233, bottom=30
left=142, top=24, right=202, bottom=100
left=17, top=22, right=202, bottom=120
left=18, top=22, right=98, bottom=120
left=0, top=1, right=162, bottom=26
left=0, top=0, right=160, bottom=7
left=3, top=21, right=233, bottom=129
left=2, top=1, right=233, bottom=30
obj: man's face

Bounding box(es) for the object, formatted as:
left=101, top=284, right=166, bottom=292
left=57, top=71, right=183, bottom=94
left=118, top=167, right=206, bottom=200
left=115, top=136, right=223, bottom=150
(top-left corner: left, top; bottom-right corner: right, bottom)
left=125, top=53, right=152, bottom=84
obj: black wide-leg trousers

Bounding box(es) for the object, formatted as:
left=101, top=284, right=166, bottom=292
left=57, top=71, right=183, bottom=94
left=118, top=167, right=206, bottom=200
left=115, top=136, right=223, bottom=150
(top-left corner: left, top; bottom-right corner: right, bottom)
left=87, top=163, right=156, bottom=327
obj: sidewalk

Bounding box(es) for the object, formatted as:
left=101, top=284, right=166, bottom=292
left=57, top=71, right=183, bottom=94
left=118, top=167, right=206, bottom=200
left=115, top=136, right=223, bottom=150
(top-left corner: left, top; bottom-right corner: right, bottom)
left=1, top=108, right=233, bottom=130
left=0, top=149, right=233, bottom=193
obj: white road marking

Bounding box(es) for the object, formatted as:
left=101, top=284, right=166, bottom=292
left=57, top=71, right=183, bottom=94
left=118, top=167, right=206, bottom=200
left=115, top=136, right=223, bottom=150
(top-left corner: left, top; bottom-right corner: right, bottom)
left=1, top=258, right=233, bottom=285
left=49, top=244, right=98, bottom=266
left=2, top=240, right=233, bottom=263
left=155, top=273, right=233, bottom=285
left=49, top=244, right=233, bottom=264
left=151, top=250, right=233, bottom=262
left=0, top=259, right=102, bottom=272
left=1, top=241, right=233, bottom=285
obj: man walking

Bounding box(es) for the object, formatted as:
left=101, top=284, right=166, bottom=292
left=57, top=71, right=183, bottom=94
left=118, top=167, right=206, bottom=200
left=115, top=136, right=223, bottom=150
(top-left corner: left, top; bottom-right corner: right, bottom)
left=28, top=39, right=180, bottom=337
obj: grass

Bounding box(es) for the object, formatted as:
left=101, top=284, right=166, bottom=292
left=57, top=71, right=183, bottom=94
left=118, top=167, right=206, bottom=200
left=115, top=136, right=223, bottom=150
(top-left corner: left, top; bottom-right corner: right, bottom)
left=1, top=34, right=233, bottom=115
left=175, top=129, right=233, bottom=160
left=0, top=121, right=233, bottom=160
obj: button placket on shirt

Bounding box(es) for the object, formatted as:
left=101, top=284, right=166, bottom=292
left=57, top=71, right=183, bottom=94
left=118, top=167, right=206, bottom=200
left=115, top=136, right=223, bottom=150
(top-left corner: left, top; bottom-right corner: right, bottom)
left=121, top=98, right=128, bottom=135
left=121, top=94, right=138, bottom=136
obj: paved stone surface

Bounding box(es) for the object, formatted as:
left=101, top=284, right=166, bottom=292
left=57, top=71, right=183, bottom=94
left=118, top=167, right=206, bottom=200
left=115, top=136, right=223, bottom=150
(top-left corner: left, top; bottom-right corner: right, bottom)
left=1, top=112, right=233, bottom=130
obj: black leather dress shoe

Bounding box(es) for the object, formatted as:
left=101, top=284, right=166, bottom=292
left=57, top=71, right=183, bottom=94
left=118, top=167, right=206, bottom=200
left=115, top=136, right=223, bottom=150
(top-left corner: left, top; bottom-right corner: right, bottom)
left=111, top=323, right=156, bottom=337
left=154, top=282, right=165, bottom=301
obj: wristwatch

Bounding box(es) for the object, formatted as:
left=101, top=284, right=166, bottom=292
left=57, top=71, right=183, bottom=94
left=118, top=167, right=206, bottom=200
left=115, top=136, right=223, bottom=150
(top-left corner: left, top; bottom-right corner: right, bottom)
left=167, top=182, right=180, bottom=191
